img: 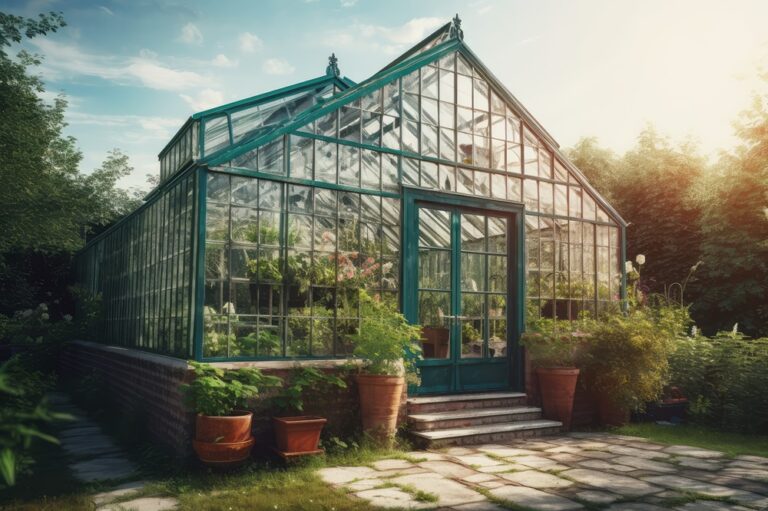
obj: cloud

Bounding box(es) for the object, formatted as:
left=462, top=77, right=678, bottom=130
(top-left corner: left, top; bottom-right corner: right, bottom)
left=211, top=53, right=238, bottom=68
left=262, top=58, right=295, bottom=75
left=98, top=5, right=114, bottom=16
left=322, top=17, right=444, bottom=54
left=31, top=39, right=209, bottom=92
left=340, top=0, right=357, bottom=6
left=178, top=22, right=203, bottom=45
left=180, top=89, right=225, bottom=111
left=66, top=111, right=182, bottom=142
left=239, top=32, right=263, bottom=53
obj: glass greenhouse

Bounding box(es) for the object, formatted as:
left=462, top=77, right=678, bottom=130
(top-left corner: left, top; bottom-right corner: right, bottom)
left=75, top=17, right=626, bottom=395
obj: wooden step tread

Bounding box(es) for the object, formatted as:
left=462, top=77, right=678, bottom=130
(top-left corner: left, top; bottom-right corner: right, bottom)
left=409, top=419, right=562, bottom=441
left=408, top=406, right=541, bottom=423
left=406, top=392, right=526, bottom=405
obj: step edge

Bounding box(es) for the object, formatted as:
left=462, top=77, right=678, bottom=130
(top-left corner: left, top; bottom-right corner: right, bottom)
left=409, top=420, right=563, bottom=440
left=406, top=392, right=527, bottom=405
left=407, top=406, right=542, bottom=422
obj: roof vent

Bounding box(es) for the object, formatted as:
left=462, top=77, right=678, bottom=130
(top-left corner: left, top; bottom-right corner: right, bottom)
left=326, top=53, right=340, bottom=77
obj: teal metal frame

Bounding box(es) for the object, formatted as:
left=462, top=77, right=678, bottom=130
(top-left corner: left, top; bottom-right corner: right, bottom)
left=402, top=186, right=526, bottom=394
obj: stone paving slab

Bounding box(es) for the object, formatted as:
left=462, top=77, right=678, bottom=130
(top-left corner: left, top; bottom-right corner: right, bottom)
left=562, top=468, right=662, bottom=496
left=314, top=432, right=768, bottom=510
left=391, top=473, right=486, bottom=507
left=612, top=456, right=677, bottom=473
left=663, top=445, right=725, bottom=459
left=575, top=489, right=620, bottom=504
left=355, top=487, right=429, bottom=509
left=96, top=497, right=178, bottom=511
left=607, top=504, right=666, bottom=511
left=675, top=502, right=752, bottom=511
left=92, top=481, right=148, bottom=505
left=500, top=470, right=573, bottom=489
left=489, top=485, right=582, bottom=511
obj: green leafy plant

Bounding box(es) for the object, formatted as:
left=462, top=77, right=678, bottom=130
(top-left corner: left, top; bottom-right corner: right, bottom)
left=581, top=306, right=683, bottom=410
left=271, top=366, right=347, bottom=414
left=521, top=317, right=591, bottom=368
left=180, top=361, right=282, bottom=416
left=346, top=290, right=423, bottom=382
left=0, top=357, right=69, bottom=487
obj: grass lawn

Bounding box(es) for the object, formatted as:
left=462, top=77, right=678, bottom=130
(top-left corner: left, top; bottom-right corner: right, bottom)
left=0, top=428, right=414, bottom=511
left=614, top=422, right=768, bottom=458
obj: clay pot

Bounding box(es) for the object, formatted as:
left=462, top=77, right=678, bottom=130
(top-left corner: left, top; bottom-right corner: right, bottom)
left=272, top=416, right=327, bottom=454
left=597, top=392, right=630, bottom=427
left=357, top=374, right=403, bottom=442
left=193, top=411, right=254, bottom=466
left=536, top=367, right=580, bottom=430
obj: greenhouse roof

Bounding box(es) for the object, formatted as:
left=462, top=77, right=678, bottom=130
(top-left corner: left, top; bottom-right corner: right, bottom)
left=154, top=14, right=626, bottom=226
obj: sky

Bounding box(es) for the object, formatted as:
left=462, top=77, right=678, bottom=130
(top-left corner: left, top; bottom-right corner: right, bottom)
left=5, top=0, right=768, bottom=191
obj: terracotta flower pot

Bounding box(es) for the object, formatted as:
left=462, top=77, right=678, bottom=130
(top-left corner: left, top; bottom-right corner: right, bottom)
left=193, top=411, right=254, bottom=466
left=272, top=416, right=327, bottom=454
left=597, top=392, right=630, bottom=427
left=356, top=374, right=403, bottom=442
left=536, top=367, right=580, bottom=430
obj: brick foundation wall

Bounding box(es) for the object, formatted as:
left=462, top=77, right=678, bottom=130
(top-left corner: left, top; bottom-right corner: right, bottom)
left=60, top=342, right=407, bottom=458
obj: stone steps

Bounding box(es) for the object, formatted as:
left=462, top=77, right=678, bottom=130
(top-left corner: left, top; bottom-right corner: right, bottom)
left=408, top=406, right=543, bottom=431
left=406, top=391, right=561, bottom=448
left=410, top=419, right=563, bottom=448
left=406, top=391, right=528, bottom=414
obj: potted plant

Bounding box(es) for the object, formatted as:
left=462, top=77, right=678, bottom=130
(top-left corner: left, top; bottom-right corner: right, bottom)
left=521, top=318, right=589, bottom=430
left=347, top=290, right=422, bottom=443
left=180, top=362, right=281, bottom=466
left=271, top=366, right=347, bottom=456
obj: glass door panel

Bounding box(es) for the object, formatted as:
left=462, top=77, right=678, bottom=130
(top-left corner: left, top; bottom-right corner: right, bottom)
left=417, top=207, right=452, bottom=360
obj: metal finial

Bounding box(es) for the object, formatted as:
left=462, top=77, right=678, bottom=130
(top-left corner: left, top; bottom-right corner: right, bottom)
left=326, top=53, right=340, bottom=77
left=449, top=14, right=464, bottom=40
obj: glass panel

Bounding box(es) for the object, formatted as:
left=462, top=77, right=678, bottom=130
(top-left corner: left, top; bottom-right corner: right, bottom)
left=461, top=293, right=484, bottom=358
left=439, top=69, right=455, bottom=103
left=338, top=144, right=360, bottom=186
left=421, top=66, right=438, bottom=99
left=204, top=115, right=229, bottom=156
left=315, top=141, right=337, bottom=183
left=457, top=74, right=472, bottom=108
left=289, top=135, right=313, bottom=180
left=419, top=291, right=450, bottom=359
left=419, top=208, right=450, bottom=248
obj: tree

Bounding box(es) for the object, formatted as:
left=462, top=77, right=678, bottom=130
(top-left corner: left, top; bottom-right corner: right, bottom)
left=613, top=128, right=706, bottom=298
left=0, top=11, right=142, bottom=314
left=565, top=137, right=619, bottom=201
left=692, top=80, right=768, bottom=336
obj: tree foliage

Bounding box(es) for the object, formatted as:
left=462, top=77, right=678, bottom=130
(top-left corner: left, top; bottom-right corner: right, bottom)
left=0, top=11, right=142, bottom=314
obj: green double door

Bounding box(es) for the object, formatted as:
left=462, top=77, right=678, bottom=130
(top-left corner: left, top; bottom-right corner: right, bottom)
left=404, top=190, right=524, bottom=395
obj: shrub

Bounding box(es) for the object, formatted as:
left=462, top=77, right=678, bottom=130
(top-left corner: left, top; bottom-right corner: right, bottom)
left=669, top=332, right=768, bottom=433
left=582, top=306, right=683, bottom=411
left=521, top=317, right=591, bottom=368
left=180, top=362, right=282, bottom=416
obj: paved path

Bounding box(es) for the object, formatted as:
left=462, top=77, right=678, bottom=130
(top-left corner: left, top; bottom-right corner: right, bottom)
left=318, top=433, right=768, bottom=510
left=49, top=392, right=179, bottom=511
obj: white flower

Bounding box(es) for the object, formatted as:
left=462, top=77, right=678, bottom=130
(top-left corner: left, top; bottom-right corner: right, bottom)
left=690, top=326, right=697, bottom=337
left=63, top=314, right=73, bottom=322
left=222, top=302, right=236, bottom=315
left=635, top=254, right=646, bottom=266
left=21, top=309, right=33, bottom=318
left=732, top=323, right=739, bottom=335
left=41, top=313, right=49, bottom=321
left=38, top=303, right=48, bottom=311
left=624, top=261, right=634, bottom=273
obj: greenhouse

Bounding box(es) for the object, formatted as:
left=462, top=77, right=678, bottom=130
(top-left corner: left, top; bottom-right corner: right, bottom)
left=75, top=16, right=626, bottom=395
